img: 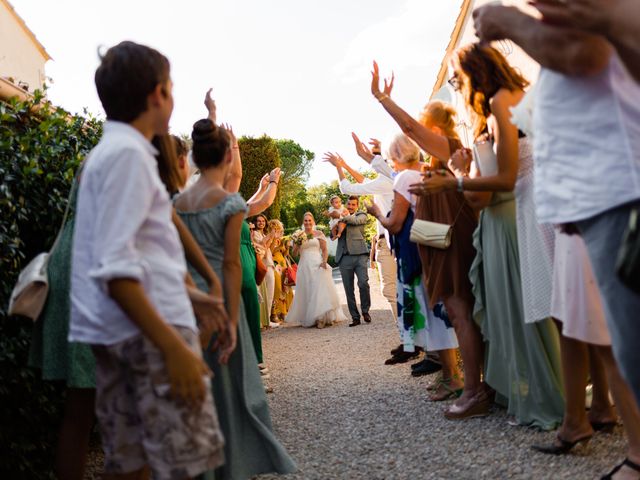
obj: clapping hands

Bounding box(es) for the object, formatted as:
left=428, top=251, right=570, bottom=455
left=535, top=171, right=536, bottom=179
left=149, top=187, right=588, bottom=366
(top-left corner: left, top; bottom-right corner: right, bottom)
left=352, top=132, right=382, bottom=163
left=322, top=152, right=345, bottom=168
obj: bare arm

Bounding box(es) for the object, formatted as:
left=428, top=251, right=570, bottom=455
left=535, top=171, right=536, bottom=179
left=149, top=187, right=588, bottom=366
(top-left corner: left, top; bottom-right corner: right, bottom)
left=367, top=192, right=409, bottom=235
left=218, top=212, right=244, bottom=364
left=247, top=169, right=280, bottom=217
left=474, top=5, right=612, bottom=76
left=109, top=279, right=210, bottom=404
left=340, top=162, right=365, bottom=184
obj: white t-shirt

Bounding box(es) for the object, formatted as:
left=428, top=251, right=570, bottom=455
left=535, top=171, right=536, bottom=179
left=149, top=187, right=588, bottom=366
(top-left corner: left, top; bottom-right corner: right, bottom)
left=533, top=53, right=640, bottom=223
left=69, top=121, right=197, bottom=345
left=393, top=169, right=422, bottom=213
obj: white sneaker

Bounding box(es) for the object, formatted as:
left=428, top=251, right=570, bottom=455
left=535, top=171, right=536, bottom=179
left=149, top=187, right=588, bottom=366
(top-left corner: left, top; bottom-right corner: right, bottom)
left=258, top=363, right=267, bottom=371
left=261, top=373, right=271, bottom=380
left=269, top=321, right=280, bottom=328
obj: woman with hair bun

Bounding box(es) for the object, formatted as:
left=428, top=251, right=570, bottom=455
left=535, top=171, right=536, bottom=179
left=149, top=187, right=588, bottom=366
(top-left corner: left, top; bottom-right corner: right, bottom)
left=175, top=118, right=295, bottom=480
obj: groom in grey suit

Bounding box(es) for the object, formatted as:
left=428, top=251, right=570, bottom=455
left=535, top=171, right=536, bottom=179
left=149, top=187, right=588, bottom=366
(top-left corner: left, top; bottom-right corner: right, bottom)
left=335, top=196, right=371, bottom=327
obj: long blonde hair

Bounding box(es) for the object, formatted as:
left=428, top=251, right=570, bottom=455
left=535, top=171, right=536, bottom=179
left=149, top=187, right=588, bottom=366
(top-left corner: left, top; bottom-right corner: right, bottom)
left=419, top=100, right=460, bottom=169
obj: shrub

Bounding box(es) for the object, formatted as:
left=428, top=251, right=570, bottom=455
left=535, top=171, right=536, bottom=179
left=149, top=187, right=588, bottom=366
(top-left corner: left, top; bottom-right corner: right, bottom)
left=0, top=92, right=102, bottom=478
left=238, top=135, right=281, bottom=220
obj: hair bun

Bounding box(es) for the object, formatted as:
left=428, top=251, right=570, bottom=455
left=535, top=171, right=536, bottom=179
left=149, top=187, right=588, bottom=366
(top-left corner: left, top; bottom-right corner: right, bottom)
left=191, top=119, right=216, bottom=145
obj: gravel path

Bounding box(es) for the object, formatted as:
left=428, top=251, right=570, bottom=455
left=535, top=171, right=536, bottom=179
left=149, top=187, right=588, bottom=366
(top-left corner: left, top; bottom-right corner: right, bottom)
left=258, top=269, right=626, bottom=480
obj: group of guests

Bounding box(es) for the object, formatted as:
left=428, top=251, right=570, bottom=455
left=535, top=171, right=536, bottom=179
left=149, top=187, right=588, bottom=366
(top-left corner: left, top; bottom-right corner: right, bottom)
left=29, top=42, right=296, bottom=480
left=322, top=2, right=640, bottom=478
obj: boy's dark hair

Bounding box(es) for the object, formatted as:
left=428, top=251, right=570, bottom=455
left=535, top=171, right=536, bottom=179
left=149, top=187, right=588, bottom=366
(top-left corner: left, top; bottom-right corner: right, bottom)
left=95, top=41, right=170, bottom=122
left=348, top=195, right=359, bottom=204
left=191, top=119, right=230, bottom=169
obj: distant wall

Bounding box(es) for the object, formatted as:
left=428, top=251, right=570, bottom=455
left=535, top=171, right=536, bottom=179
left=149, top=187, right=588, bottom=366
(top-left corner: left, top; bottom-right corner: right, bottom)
left=0, top=1, right=47, bottom=92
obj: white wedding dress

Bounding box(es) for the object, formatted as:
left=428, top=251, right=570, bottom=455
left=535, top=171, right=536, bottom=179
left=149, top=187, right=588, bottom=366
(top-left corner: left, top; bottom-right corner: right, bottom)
left=285, top=235, right=347, bottom=328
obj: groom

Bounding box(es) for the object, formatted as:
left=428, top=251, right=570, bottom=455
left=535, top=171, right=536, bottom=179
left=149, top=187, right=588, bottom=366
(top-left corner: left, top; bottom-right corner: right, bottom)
left=335, top=196, right=371, bottom=327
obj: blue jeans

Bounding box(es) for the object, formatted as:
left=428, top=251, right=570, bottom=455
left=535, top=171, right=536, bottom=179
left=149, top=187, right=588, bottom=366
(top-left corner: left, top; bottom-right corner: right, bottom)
left=577, top=201, right=640, bottom=406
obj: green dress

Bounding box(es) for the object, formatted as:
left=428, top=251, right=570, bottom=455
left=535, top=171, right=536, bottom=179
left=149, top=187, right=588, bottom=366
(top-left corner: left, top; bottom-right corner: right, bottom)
left=469, top=192, right=564, bottom=430
left=240, top=221, right=264, bottom=364
left=29, top=180, right=96, bottom=388
left=177, top=194, right=296, bottom=480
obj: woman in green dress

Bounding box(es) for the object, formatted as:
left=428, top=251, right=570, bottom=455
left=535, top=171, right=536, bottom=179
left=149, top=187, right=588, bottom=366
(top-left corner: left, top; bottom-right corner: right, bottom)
left=176, top=119, right=295, bottom=480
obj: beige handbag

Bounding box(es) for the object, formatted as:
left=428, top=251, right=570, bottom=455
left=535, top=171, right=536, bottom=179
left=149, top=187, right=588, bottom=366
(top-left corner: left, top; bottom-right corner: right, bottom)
left=410, top=220, right=452, bottom=249
left=410, top=201, right=466, bottom=250
left=8, top=177, right=78, bottom=321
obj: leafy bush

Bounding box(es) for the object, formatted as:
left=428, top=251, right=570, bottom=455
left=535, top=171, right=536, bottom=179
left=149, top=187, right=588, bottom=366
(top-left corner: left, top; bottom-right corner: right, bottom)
left=238, top=135, right=281, bottom=220
left=0, top=92, right=102, bottom=478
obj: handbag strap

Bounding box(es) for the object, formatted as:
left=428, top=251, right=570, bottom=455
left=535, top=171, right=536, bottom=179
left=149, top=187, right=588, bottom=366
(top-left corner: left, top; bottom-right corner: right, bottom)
left=43, top=163, right=85, bottom=269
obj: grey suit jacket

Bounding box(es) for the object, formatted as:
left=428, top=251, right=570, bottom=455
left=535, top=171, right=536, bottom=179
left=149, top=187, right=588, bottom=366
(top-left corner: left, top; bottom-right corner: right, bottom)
left=335, top=211, right=369, bottom=264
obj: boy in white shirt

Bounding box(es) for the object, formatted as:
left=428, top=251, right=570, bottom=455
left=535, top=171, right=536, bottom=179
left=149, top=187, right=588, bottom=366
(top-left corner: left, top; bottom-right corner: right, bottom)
left=69, top=41, right=225, bottom=479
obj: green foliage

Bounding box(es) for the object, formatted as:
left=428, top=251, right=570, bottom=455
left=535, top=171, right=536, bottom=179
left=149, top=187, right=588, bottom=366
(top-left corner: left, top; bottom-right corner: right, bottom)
left=275, top=139, right=315, bottom=230
left=0, top=92, right=102, bottom=478
left=238, top=135, right=281, bottom=219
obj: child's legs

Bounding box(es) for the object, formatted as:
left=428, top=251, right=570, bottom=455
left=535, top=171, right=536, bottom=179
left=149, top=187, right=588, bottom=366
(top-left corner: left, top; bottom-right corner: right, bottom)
left=336, top=222, right=346, bottom=237
left=92, top=328, right=225, bottom=480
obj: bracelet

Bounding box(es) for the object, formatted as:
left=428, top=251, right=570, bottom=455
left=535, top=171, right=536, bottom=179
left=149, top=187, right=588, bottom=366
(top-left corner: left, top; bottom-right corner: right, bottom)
left=457, top=176, right=464, bottom=192
left=269, top=180, right=278, bottom=185
left=376, top=94, right=389, bottom=102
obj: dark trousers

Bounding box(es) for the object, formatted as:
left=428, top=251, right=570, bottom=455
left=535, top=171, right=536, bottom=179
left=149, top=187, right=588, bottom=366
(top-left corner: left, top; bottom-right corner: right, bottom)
left=338, top=254, right=371, bottom=320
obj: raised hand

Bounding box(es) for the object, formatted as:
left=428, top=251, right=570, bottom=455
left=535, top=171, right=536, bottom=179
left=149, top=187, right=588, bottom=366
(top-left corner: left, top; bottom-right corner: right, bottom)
left=369, top=138, right=382, bottom=154
left=351, top=132, right=374, bottom=162
left=532, top=0, right=611, bottom=32
left=260, top=173, right=270, bottom=190
left=322, top=152, right=345, bottom=167
left=204, top=88, right=217, bottom=123
left=364, top=199, right=381, bottom=218
left=473, top=4, right=512, bottom=43
left=371, top=61, right=395, bottom=100
left=221, top=123, right=237, bottom=147
left=268, top=167, right=281, bottom=184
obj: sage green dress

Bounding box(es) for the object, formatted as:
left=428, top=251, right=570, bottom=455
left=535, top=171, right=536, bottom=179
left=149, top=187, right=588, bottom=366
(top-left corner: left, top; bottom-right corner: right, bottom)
left=29, top=180, right=96, bottom=388
left=469, top=192, right=564, bottom=430
left=177, top=194, right=296, bottom=480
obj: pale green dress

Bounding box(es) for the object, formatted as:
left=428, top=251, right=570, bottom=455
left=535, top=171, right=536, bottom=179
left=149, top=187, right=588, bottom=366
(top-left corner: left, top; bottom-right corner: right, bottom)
left=177, top=193, right=296, bottom=480
left=469, top=192, right=565, bottom=430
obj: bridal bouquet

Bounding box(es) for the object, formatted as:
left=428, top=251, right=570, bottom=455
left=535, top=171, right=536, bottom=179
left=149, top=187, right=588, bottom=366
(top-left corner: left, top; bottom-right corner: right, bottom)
left=292, top=230, right=314, bottom=246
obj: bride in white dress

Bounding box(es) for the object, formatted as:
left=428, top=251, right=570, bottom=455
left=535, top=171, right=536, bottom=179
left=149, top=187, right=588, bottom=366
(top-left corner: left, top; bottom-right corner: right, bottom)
left=285, top=212, right=347, bottom=328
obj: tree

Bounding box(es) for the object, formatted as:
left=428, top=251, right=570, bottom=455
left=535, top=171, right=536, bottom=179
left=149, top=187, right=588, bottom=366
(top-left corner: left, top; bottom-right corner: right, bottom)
left=238, top=135, right=281, bottom=220
left=275, top=139, right=314, bottom=230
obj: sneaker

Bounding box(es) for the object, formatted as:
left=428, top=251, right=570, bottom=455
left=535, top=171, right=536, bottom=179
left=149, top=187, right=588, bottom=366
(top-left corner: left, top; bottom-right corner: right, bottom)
left=265, top=385, right=274, bottom=394
left=269, top=321, right=280, bottom=328
left=260, top=372, right=271, bottom=380
left=258, top=363, right=267, bottom=371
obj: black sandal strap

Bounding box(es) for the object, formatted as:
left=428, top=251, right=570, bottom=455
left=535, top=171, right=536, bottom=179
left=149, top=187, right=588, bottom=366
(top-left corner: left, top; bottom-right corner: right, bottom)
left=623, top=458, right=640, bottom=473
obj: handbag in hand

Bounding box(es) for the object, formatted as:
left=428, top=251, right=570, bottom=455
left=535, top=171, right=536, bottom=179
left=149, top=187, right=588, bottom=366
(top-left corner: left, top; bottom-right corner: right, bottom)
left=284, top=255, right=298, bottom=286
left=9, top=176, right=79, bottom=321
left=616, top=207, right=640, bottom=293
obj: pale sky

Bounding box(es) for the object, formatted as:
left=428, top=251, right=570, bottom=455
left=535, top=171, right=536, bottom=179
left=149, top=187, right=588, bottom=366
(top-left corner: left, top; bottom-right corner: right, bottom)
left=12, top=0, right=462, bottom=185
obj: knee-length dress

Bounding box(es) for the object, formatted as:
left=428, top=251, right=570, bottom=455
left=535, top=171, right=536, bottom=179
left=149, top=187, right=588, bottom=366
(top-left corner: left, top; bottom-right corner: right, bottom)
left=177, top=194, right=296, bottom=480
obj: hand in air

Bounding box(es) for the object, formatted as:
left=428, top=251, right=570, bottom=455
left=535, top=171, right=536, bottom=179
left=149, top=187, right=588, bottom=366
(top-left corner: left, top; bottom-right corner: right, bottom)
left=221, top=123, right=237, bottom=147
left=369, top=138, right=382, bottom=154
left=269, top=167, right=281, bottom=184
left=322, top=152, right=345, bottom=167
left=351, top=132, right=374, bottom=162
left=260, top=174, right=270, bottom=190
left=371, top=61, right=394, bottom=100
left=204, top=88, right=217, bottom=123
left=531, top=0, right=610, bottom=32
left=473, top=4, right=511, bottom=42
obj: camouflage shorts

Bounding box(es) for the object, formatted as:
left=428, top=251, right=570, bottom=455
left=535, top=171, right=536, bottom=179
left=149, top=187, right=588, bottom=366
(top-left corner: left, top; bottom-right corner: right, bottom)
left=92, top=326, right=225, bottom=480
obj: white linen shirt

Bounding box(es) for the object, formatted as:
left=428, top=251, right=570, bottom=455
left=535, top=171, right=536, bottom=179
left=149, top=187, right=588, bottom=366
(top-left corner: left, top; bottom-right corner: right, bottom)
left=533, top=54, right=640, bottom=223
left=339, top=174, right=394, bottom=236
left=69, top=121, right=196, bottom=345
left=371, top=155, right=395, bottom=180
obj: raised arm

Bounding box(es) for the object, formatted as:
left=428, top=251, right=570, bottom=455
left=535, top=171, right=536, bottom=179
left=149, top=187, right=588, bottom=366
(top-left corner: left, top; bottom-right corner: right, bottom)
left=222, top=124, right=242, bottom=193
left=247, top=168, right=281, bottom=217
left=323, top=152, right=365, bottom=183
left=341, top=211, right=369, bottom=226
left=371, top=61, right=452, bottom=161
left=473, top=4, right=612, bottom=76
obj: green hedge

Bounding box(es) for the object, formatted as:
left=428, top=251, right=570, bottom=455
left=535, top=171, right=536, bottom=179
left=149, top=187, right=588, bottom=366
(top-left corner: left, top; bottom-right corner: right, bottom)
left=238, top=135, right=281, bottom=220
left=0, top=92, right=102, bottom=478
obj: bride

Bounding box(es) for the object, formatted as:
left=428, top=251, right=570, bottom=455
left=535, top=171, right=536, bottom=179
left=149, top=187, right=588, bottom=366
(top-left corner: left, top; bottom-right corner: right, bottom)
left=285, top=212, right=347, bottom=328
